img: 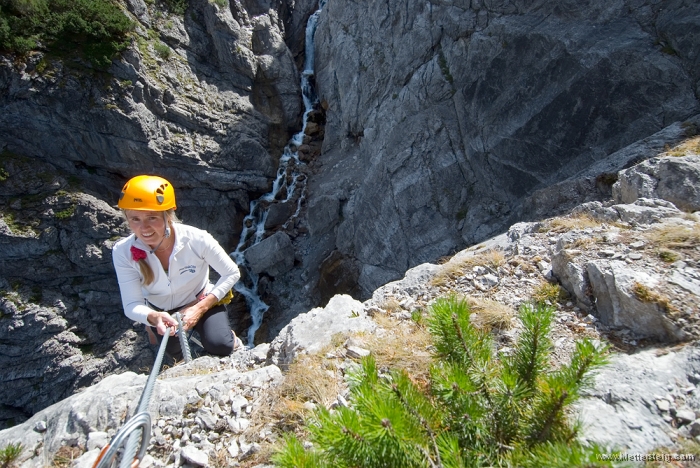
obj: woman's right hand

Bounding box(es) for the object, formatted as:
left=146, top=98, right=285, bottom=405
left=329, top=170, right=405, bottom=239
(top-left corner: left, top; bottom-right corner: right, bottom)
left=147, top=311, right=178, bottom=336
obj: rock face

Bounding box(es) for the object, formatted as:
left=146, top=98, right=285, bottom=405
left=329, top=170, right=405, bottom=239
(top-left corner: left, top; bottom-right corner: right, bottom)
left=3, top=0, right=700, bottom=433
left=0, top=353, right=283, bottom=468
left=303, top=0, right=700, bottom=299
left=244, top=231, right=294, bottom=276
left=0, top=0, right=308, bottom=240
left=267, top=294, right=375, bottom=368
left=613, top=155, right=700, bottom=212
left=1, top=153, right=700, bottom=466
left=0, top=0, right=318, bottom=428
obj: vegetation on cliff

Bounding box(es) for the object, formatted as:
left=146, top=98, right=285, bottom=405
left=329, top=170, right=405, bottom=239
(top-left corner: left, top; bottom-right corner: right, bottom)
left=0, top=0, right=133, bottom=68
left=273, top=296, right=613, bottom=467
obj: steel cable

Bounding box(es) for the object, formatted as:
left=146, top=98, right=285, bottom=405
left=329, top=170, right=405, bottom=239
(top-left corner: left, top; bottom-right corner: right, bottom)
left=174, top=312, right=192, bottom=364
left=95, top=316, right=189, bottom=468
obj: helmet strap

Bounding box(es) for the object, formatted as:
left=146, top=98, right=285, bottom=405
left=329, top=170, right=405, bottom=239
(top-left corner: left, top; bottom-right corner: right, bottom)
left=148, top=236, right=167, bottom=255
left=164, top=212, right=171, bottom=238
left=147, top=214, right=172, bottom=254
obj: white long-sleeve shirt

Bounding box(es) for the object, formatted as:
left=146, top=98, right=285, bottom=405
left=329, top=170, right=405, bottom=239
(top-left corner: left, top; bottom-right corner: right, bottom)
left=112, top=223, right=241, bottom=325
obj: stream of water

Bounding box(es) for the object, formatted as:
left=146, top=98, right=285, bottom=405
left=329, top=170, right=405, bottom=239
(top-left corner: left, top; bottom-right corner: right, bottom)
left=230, top=1, right=326, bottom=345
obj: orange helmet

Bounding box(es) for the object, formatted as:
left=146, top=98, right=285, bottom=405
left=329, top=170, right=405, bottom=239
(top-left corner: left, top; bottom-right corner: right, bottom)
left=118, top=175, right=176, bottom=211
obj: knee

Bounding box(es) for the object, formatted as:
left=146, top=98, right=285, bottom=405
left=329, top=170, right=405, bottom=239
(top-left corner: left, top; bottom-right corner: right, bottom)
left=204, top=336, right=234, bottom=356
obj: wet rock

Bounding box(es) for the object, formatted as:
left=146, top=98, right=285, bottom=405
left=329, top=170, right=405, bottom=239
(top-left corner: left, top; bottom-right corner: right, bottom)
left=244, top=232, right=295, bottom=277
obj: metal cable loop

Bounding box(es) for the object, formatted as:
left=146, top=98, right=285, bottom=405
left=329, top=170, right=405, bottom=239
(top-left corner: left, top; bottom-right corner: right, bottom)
left=95, top=322, right=176, bottom=468
left=92, top=412, right=151, bottom=468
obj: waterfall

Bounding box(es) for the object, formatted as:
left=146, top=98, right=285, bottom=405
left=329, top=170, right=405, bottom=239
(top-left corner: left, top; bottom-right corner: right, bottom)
left=231, top=1, right=326, bottom=346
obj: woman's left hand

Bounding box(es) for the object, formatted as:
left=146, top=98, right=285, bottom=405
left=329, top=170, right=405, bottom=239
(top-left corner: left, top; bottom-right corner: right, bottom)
left=179, top=293, right=219, bottom=331
left=179, top=304, right=205, bottom=331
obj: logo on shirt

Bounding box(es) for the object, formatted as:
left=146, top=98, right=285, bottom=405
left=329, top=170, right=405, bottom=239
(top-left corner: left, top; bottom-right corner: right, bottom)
left=180, top=265, right=196, bottom=275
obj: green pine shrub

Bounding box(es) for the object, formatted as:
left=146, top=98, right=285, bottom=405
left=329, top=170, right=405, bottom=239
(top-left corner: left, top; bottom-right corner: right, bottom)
left=273, top=296, right=614, bottom=467
left=0, top=442, right=22, bottom=468
left=162, top=0, right=187, bottom=15
left=153, top=41, right=171, bottom=59
left=0, top=0, right=134, bottom=69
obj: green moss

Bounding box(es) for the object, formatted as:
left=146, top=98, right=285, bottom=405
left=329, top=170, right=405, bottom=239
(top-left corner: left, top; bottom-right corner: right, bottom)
left=1, top=212, right=33, bottom=235
left=0, top=167, right=8, bottom=182
left=35, top=57, right=48, bottom=74
left=66, top=175, right=81, bottom=189
left=438, top=49, right=454, bottom=85
left=54, top=205, right=75, bottom=220
left=658, top=248, right=680, bottom=263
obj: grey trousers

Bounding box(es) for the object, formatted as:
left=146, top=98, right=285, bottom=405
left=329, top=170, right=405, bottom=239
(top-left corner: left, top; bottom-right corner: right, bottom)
left=152, top=304, right=234, bottom=360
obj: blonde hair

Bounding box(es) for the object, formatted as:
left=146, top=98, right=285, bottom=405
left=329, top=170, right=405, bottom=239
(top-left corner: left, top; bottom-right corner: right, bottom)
left=124, top=209, right=179, bottom=286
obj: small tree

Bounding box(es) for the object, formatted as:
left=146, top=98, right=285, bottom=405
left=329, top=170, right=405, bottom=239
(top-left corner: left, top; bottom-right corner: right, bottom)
left=273, top=296, right=614, bottom=467
left=0, top=442, right=22, bottom=468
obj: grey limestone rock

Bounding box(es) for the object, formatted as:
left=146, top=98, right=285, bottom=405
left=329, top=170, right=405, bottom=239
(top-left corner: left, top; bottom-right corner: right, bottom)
left=0, top=360, right=282, bottom=467
left=613, top=155, right=700, bottom=212
left=244, top=231, right=295, bottom=277
left=181, top=444, right=209, bottom=466
left=267, top=294, right=375, bottom=368
left=304, top=0, right=700, bottom=298
left=612, top=198, right=684, bottom=225
left=585, top=261, right=687, bottom=342
left=577, top=346, right=700, bottom=453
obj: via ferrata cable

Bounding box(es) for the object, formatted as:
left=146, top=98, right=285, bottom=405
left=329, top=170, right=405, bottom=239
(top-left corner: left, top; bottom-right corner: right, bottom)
left=93, top=313, right=191, bottom=468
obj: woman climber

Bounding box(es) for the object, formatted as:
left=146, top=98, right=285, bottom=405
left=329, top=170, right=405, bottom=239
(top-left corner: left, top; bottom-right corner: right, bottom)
left=112, top=175, right=243, bottom=359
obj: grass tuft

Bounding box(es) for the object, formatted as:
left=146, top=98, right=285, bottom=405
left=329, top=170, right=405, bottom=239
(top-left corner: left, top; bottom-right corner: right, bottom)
left=541, top=214, right=601, bottom=233
left=644, top=224, right=700, bottom=250
left=658, top=248, right=681, bottom=263
left=51, top=445, right=82, bottom=468
left=532, top=282, right=567, bottom=306
left=430, top=250, right=505, bottom=286
left=466, top=297, right=515, bottom=331
left=365, top=313, right=433, bottom=387
left=631, top=282, right=678, bottom=315
left=660, top=136, right=700, bottom=158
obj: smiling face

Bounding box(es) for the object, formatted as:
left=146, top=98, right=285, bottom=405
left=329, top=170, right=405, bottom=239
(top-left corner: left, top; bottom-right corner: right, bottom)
left=124, top=210, right=168, bottom=249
